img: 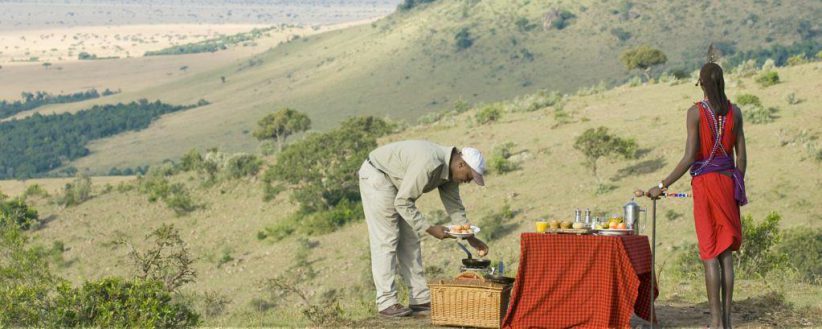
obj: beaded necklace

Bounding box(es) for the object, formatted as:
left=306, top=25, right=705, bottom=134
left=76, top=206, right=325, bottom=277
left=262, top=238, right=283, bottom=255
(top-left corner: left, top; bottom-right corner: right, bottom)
left=692, top=100, right=729, bottom=175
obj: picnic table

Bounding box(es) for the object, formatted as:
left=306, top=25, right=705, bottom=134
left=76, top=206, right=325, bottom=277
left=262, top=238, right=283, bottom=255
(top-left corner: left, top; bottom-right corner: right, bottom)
left=502, top=233, right=657, bottom=328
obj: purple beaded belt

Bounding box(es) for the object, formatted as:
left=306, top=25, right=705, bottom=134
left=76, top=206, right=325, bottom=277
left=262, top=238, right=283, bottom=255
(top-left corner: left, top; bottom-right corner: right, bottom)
left=690, top=155, right=748, bottom=206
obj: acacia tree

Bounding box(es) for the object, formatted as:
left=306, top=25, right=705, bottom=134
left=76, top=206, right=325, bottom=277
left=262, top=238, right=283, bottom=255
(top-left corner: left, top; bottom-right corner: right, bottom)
left=573, top=127, right=638, bottom=182
left=620, top=45, right=667, bottom=81
left=253, top=108, right=311, bottom=152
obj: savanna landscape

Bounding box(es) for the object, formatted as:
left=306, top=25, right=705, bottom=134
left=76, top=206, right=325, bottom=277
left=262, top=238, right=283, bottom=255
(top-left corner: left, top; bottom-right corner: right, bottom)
left=1, top=0, right=821, bottom=327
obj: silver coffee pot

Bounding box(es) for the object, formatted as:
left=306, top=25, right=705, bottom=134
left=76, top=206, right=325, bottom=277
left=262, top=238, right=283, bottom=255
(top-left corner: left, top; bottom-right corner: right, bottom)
left=623, top=198, right=647, bottom=235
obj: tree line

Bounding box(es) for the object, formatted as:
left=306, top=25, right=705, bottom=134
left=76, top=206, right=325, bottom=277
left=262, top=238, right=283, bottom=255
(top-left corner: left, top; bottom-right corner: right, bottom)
left=0, top=99, right=201, bottom=179
left=0, top=89, right=119, bottom=120
left=144, top=27, right=275, bottom=56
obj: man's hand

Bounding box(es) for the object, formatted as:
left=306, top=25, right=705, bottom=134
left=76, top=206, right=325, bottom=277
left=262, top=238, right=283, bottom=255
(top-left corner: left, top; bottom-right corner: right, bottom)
left=426, top=225, right=453, bottom=240
left=467, top=236, right=489, bottom=257
left=646, top=186, right=664, bottom=199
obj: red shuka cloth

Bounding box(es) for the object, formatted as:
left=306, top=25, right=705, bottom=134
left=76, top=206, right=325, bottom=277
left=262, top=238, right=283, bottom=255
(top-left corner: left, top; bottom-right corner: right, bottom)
left=502, top=234, right=657, bottom=329
left=692, top=101, right=742, bottom=260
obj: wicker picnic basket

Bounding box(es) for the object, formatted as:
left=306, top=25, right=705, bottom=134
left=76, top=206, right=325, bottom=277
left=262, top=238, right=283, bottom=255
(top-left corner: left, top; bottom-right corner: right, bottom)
left=429, top=272, right=513, bottom=328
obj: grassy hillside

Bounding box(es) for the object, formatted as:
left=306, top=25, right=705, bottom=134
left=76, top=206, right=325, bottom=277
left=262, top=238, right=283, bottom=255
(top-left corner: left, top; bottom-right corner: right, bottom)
left=19, top=0, right=821, bottom=174
left=15, top=62, right=822, bottom=326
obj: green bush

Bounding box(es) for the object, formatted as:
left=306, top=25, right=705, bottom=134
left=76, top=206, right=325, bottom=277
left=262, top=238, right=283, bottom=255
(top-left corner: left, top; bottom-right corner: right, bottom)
left=417, top=111, right=443, bottom=125
left=508, top=90, right=561, bottom=112
left=138, top=173, right=197, bottom=216
left=0, top=222, right=199, bottom=328
left=0, top=198, right=39, bottom=230
left=476, top=103, right=502, bottom=124
left=453, top=99, right=471, bottom=113
left=786, top=54, right=808, bottom=66
left=454, top=27, right=474, bottom=50
left=744, top=105, right=779, bottom=124
left=551, top=9, right=576, bottom=30
left=756, top=71, right=780, bottom=87
left=22, top=184, right=49, bottom=199
left=224, top=153, right=262, bottom=179
left=0, top=222, right=63, bottom=326
left=489, top=142, right=519, bottom=174
left=297, top=199, right=364, bottom=236
left=271, top=116, right=392, bottom=214
left=735, top=93, right=762, bottom=107
left=778, top=228, right=822, bottom=282
left=57, top=175, right=92, bottom=207
left=164, top=183, right=197, bottom=216
left=736, top=212, right=791, bottom=278
left=53, top=277, right=199, bottom=328
left=179, top=148, right=204, bottom=172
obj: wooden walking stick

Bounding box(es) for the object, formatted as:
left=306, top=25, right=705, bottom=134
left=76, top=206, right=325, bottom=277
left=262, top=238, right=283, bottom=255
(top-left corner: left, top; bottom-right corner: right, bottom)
left=650, top=197, right=657, bottom=327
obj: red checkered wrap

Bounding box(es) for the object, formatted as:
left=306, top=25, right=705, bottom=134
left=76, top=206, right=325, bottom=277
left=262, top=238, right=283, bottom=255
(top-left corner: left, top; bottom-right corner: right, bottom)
left=502, top=233, right=657, bottom=328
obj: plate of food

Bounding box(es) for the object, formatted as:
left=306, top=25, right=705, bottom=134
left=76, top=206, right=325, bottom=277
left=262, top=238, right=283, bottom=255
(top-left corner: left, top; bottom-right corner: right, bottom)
left=594, top=229, right=634, bottom=236
left=447, top=224, right=480, bottom=238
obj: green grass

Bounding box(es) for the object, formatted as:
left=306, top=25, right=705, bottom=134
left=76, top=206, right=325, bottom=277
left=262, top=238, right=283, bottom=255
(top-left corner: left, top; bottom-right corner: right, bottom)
left=22, top=0, right=819, bottom=173
left=14, top=62, right=822, bottom=326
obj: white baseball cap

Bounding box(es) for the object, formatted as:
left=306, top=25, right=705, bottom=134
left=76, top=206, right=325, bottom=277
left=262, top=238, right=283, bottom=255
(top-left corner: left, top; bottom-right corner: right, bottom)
left=461, top=147, right=486, bottom=186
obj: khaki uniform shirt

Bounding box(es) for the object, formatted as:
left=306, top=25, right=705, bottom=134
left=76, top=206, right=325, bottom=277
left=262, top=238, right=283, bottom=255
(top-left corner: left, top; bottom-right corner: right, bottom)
left=368, top=140, right=468, bottom=235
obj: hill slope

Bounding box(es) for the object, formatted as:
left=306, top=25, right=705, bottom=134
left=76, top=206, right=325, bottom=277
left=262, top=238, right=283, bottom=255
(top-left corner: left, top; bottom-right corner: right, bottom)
left=21, top=0, right=821, bottom=173
left=21, top=62, right=822, bottom=326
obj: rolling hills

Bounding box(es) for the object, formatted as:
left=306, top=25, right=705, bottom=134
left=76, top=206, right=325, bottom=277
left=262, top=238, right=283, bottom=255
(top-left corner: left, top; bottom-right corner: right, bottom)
left=13, top=61, right=822, bottom=326
left=5, top=0, right=820, bottom=174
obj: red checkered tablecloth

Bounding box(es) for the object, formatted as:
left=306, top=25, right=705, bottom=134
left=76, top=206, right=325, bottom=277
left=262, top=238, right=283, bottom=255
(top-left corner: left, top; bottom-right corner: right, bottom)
left=502, top=233, right=657, bottom=329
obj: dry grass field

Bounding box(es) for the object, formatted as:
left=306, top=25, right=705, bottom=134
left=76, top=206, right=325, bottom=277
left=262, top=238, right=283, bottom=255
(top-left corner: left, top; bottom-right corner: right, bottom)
left=14, top=62, right=821, bottom=327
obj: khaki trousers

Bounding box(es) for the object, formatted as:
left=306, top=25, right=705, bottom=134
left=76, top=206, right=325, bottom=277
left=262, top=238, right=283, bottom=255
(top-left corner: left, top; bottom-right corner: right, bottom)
left=358, top=161, right=430, bottom=311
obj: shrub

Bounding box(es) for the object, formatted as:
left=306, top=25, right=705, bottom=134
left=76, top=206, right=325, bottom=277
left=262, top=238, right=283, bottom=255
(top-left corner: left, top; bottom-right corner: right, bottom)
left=735, top=93, right=762, bottom=107
left=138, top=174, right=197, bottom=215
left=126, top=224, right=196, bottom=292
left=164, top=183, right=197, bottom=216
left=489, top=142, right=519, bottom=174
left=53, top=277, right=199, bottom=328
left=732, top=59, right=758, bottom=77
left=22, top=184, right=49, bottom=199
left=610, top=27, right=631, bottom=42
left=620, top=45, right=667, bottom=81
left=57, top=175, right=92, bottom=207
left=785, top=92, right=800, bottom=105
left=179, top=148, right=204, bottom=172
left=224, top=153, right=262, bottom=179
left=756, top=71, right=779, bottom=87
left=550, top=9, right=576, bottom=30
left=417, top=111, right=443, bottom=125
left=454, top=27, right=474, bottom=50
left=778, top=228, right=822, bottom=282
left=0, top=198, right=39, bottom=230
left=508, top=90, right=561, bottom=112
left=475, top=103, right=502, bottom=124
left=627, top=75, right=642, bottom=87
left=786, top=54, right=808, bottom=66
left=736, top=212, right=791, bottom=278
left=297, top=199, right=364, bottom=236
left=271, top=116, right=392, bottom=214
left=0, top=222, right=63, bottom=326
left=453, top=99, right=471, bottom=113
left=817, top=50, right=822, bottom=60
left=744, top=105, right=778, bottom=124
